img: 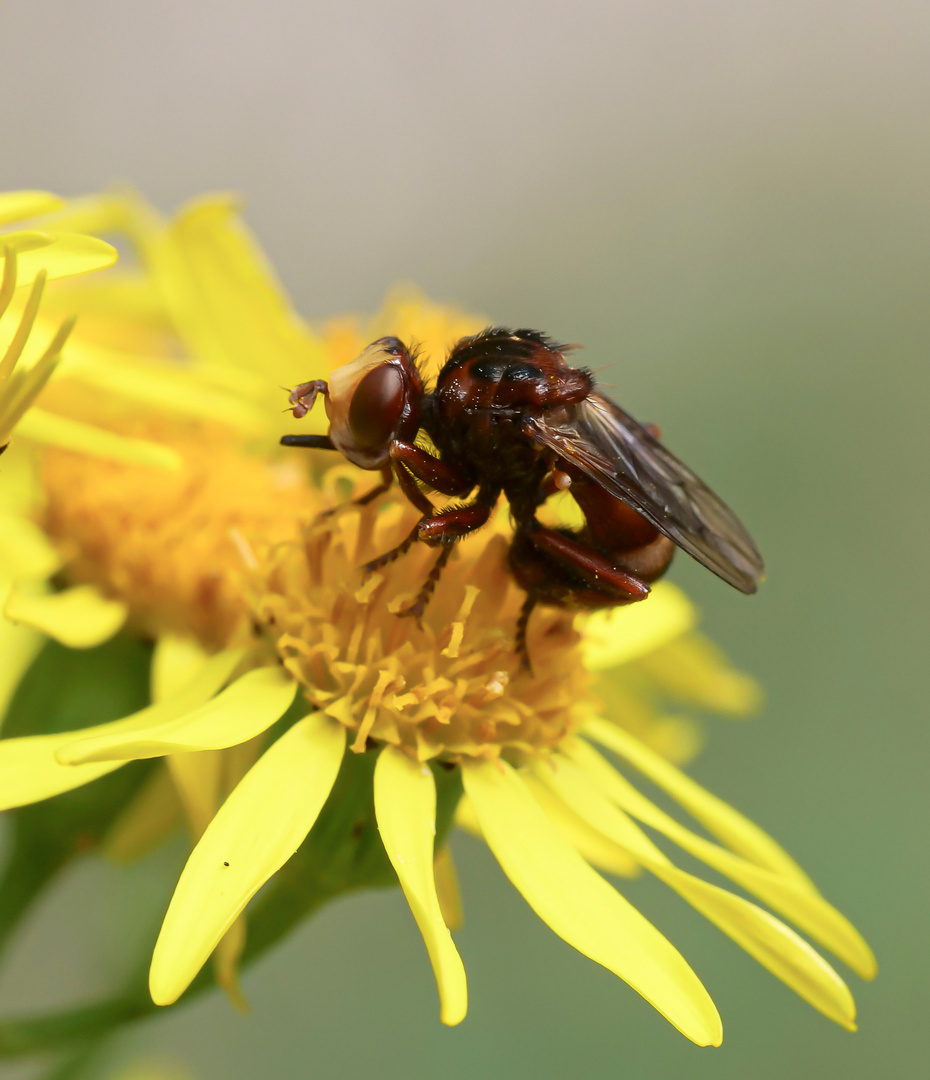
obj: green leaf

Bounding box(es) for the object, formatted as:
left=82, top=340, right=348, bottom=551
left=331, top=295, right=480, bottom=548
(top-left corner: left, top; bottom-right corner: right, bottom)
left=0, top=635, right=156, bottom=953
left=3, top=635, right=152, bottom=738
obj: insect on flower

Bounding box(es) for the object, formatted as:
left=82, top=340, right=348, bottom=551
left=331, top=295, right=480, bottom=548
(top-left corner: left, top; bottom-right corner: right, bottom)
left=281, top=329, right=764, bottom=660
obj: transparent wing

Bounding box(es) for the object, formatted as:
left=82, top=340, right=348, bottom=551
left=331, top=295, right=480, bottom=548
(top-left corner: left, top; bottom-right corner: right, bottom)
left=525, top=394, right=764, bottom=593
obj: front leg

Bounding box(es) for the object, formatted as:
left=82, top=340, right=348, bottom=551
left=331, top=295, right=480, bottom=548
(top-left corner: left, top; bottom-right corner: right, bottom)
left=287, top=379, right=328, bottom=419
left=367, top=441, right=478, bottom=566
left=317, top=464, right=394, bottom=520
left=390, top=441, right=475, bottom=497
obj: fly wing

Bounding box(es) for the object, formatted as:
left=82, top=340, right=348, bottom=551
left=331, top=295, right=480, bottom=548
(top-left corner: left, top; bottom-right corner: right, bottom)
left=525, top=394, right=764, bottom=593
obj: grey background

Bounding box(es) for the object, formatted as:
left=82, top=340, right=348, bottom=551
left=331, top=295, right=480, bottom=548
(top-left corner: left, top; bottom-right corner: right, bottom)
left=0, top=2, right=927, bottom=1078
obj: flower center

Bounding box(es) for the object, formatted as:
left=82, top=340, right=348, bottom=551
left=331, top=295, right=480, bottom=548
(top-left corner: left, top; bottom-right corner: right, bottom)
left=38, top=423, right=317, bottom=648
left=36, top=412, right=593, bottom=762
left=247, top=501, right=593, bottom=761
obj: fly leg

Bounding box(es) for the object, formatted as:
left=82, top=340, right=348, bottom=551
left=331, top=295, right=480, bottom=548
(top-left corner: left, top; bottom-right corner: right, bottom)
left=317, top=464, right=395, bottom=520
left=415, top=503, right=492, bottom=545
left=359, top=457, right=441, bottom=574
left=526, top=527, right=652, bottom=603
left=286, top=379, right=327, bottom=419
left=514, top=594, right=537, bottom=672
left=362, top=495, right=493, bottom=580
left=389, top=442, right=475, bottom=498
left=561, top=472, right=675, bottom=583
left=397, top=503, right=493, bottom=621
left=363, top=446, right=478, bottom=580
left=362, top=519, right=422, bottom=574
left=507, top=524, right=648, bottom=671
left=397, top=545, right=454, bottom=624
left=281, top=433, right=395, bottom=520
left=280, top=430, right=394, bottom=518
left=350, top=465, right=395, bottom=507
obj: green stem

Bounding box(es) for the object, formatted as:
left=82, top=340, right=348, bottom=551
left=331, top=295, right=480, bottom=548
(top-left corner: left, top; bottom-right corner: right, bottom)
left=0, top=988, right=151, bottom=1058
left=0, top=750, right=464, bottom=1061
left=34, top=1035, right=109, bottom=1080
left=0, top=879, right=344, bottom=1061
left=0, top=863, right=347, bottom=1060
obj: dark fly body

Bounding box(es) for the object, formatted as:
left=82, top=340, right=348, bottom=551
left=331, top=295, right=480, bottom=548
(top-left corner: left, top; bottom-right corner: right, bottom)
left=282, top=329, right=763, bottom=663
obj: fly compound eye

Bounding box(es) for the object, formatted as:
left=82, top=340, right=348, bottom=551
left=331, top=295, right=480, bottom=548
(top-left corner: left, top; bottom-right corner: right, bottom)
left=324, top=337, right=420, bottom=469
left=348, top=362, right=406, bottom=451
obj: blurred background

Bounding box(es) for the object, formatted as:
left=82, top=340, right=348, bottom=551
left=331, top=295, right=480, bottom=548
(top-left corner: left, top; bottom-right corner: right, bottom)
left=0, top=1, right=927, bottom=1077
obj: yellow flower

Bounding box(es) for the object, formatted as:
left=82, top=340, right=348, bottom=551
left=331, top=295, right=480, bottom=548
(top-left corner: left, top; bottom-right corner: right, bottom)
left=0, top=189, right=177, bottom=461
left=0, top=189, right=193, bottom=717
left=0, top=192, right=875, bottom=1046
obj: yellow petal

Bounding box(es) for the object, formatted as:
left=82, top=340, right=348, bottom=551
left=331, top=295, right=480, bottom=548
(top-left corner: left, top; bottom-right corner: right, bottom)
left=374, top=747, right=468, bottom=1026
left=102, top=764, right=183, bottom=864
left=165, top=723, right=266, bottom=1040
left=219, top=733, right=268, bottom=796
left=59, top=666, right=297, bottom=763
left=461, top=758, right=722, bottom=1046
left=0, top=268, right=47, bottom=382
left=0, top=735, right=121, bottom=810
left=1, top=231, right=118, bottom=286
left=0, top=648, right=245, bottom=809
left=634, top=634, right=762, bottom=716
left=672, top=882, right=857, bottom=1030
left=453, top=794, right=482, bottom=837
left=568, top=736, right=877, bottom=979
left=151, top=196, right=323, bottom=389
left=61, top=338, right=268, bottom=434
left=0, top=191, right=63, bottom=227
left=32, top=190, right=161, bottom=250
left=15, top=408, right=183, bottom=470
left=0, top=318, right=73, bottom=444
left=536, top=753, right=858, bottom=1028
left=0, top=619, right=42, bottom=727
left=584, top=717, right=815, bottom=888
left=0, top=514, right=61, bottom=580
left=151, top=635, right=210, bottom=702
left=149, top=712, right=346, bottom=1005
left=213, top=915, right=249, bottom=1014
left=433, top=847, right=465, bottom=933
left=4, top=583, right=127, bottom=648
left=0, top=448, right=39, bottom=516
left=168, top=750, right=223, bottom=836
left=166, top=741, right=267, bottom=852
left=581, top=581, right=696, bottom=670
left=521, top=774, right=640, bottom=878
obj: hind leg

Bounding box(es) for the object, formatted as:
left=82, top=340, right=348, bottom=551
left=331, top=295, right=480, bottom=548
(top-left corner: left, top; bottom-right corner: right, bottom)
left=509, top=527, right=650, bottom=669
left=527, top=527, right=652, bottom=603
left=397, top=545, right=455, bottom=623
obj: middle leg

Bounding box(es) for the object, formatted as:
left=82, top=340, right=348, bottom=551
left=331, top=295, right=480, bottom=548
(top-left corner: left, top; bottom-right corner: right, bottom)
left=360, top=460, right=440, bottom=574
left=395, top=502, right=494, bottom=620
